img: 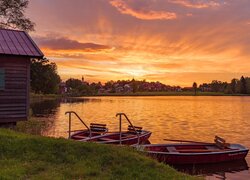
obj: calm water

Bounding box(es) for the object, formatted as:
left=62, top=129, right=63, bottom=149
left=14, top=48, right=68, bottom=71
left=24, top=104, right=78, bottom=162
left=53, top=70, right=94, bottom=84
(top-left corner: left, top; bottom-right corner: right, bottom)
left=31, top=96, right=250, bottom=179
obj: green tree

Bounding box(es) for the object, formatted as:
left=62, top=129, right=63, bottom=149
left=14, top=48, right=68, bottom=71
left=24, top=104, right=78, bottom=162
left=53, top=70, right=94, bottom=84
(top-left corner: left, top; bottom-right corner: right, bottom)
left=192, top=82, right=197, bottom=95
left=240, top=76, right=247, bottom=94
left=65, top=78, right=94, bottom=96
left=245, top=77, right=250, bottom=94
left=224, top=84, right=232, bottom=94
left=0, top=0, right=35, bottom=31
left=231, top=79, right=237, bottom=94
left=65, top=78, right=83, bottom=90
left=104, top=81, right=115, bottom=93
left=31, top=58, right=61, bottom=94
left=131, top=78, right=138, bottom=93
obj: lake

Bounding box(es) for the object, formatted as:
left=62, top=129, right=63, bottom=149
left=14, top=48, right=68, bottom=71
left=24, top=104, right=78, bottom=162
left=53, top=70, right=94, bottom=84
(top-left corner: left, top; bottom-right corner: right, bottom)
left=31, top=96, right=250, bottom=179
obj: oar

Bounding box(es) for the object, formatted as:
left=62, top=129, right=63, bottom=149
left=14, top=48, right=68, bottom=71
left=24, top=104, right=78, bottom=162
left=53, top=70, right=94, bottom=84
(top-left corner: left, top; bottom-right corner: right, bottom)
left=164, top=138, right=213, bottom=144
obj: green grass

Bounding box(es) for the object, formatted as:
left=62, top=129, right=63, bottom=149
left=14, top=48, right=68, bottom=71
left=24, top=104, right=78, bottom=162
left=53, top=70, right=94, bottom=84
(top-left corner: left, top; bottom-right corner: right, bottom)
left=30, top=93, right=61, bottom=99
left=0, top=129, right=199, bottom=180
left=15, top=118, right=50, bottom=136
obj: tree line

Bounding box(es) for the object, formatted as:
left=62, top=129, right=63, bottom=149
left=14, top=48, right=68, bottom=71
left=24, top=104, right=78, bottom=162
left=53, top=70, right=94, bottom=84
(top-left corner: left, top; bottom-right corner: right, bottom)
left=31, top=59, right=250, bottom=95
left=63, top=78, right=183, bottom=96
left=197, top=76, right=250, bottom=94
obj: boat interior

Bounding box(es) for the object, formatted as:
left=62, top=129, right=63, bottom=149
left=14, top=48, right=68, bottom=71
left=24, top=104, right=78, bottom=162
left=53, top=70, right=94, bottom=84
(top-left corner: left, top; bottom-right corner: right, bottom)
left=145, top=136, right=245, bottom=153
left=85, top=125, right=145, bottom=142
left=71, top=123, right=108, bottom=140
left=72, top=125, right=145, bottom=142
left=67, top=111, right=149, bottom=143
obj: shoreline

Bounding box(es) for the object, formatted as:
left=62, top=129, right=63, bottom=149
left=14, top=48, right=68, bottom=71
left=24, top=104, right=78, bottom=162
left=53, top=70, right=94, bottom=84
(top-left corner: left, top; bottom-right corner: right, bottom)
left=31, top=92, right=250, bottom=99
left=89, top=92, right=250, bottom=97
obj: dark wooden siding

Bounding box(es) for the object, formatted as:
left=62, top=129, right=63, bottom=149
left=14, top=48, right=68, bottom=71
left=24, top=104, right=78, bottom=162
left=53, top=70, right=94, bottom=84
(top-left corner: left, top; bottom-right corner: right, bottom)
left=0, top=56, right=30, bottom=123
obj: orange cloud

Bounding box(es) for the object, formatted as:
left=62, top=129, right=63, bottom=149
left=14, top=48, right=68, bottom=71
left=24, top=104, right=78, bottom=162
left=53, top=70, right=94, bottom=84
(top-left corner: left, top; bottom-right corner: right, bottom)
left=168, top=0, right=223, bottom=9
left=35, top=36, right=112, bottom=52
left=109, top=0, right=177, bottom=20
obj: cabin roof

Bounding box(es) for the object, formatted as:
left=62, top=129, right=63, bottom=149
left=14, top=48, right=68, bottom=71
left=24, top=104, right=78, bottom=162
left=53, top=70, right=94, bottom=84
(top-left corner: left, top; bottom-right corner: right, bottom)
left=0, top=29, right=44, bottom=58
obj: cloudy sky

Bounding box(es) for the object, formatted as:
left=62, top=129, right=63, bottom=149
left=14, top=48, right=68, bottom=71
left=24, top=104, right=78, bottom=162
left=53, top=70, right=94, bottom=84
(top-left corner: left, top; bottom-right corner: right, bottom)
left=27, top=0, right=250, bottom=86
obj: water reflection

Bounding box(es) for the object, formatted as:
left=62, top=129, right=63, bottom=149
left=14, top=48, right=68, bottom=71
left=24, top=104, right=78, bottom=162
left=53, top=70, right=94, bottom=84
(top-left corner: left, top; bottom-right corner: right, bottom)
left=173, top=160, right=249, bottom=179
left=31, top=99, right=60, bottom=117
left=30, top=96, right=250, bottom=179
left=30, top=98, right=101, bottom=117
left=60, top=97, right=102, bottom=104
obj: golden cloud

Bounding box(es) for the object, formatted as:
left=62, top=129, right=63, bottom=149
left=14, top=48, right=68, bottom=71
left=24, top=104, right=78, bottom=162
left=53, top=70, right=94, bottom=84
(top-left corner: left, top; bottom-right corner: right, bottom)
left=168, top=0, right=223, bottom=9
left=109, top=0, right=177, bottom=20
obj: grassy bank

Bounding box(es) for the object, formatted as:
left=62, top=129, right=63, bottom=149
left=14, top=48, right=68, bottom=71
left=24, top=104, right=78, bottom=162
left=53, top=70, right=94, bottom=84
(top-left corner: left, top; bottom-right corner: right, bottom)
left=15, top=118, right=52, bottom=136
left=0, top=129, right=198, bottom=179
left=30, top=93, right=61, bottom=100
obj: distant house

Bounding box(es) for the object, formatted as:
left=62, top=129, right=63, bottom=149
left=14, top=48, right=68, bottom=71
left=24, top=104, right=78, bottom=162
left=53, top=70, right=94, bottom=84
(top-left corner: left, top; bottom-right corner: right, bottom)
left=98, top=88, right=106, bottom=94
left=115, top=86, right=123, bottom=93
left=59, top=82, right=68, bottom=94
left=124, top=84, right=132, bottom=93
left=0, top=29, right=44, bottom=127
left=182, top=87, right=193, bottom=91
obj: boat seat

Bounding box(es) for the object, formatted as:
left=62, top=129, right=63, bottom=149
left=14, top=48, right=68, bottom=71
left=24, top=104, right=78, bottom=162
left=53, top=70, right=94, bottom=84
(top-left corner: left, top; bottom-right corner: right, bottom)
left=214, top=136, right=230, bottom=149
left=167, top=147, right=178, bottom=152
left=128, top=125, right=142, bottom=134
left=90, top=123, right=108, bottom=133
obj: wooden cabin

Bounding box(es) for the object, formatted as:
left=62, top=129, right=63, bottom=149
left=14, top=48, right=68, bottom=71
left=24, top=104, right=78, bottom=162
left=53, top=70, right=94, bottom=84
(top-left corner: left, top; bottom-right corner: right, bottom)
left=0, top=29, right=44, bottom=127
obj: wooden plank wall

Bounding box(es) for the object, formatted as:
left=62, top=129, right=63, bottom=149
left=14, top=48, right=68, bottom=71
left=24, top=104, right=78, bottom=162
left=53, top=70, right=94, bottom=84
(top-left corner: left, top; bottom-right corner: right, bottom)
left=0, top=56, right=30, bottom=123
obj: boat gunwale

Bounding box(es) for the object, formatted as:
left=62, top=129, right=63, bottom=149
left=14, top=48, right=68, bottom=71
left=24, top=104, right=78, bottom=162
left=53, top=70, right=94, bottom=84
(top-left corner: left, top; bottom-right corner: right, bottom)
left=78, top=130, right=152, bottom=144
left=137, top=143, right=249, bottom=156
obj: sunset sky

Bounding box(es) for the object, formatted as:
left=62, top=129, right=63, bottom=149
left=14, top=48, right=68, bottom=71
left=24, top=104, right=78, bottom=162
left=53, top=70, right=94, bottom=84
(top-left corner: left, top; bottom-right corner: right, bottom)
left=27, top=0, right=250, bottom=86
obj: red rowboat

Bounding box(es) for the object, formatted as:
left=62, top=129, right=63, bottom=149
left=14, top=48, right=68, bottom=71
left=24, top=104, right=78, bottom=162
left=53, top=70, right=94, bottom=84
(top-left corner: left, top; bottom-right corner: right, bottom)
left=137, top=136, right=249, bottom=164
left=66, top=111, right=151, bottom=145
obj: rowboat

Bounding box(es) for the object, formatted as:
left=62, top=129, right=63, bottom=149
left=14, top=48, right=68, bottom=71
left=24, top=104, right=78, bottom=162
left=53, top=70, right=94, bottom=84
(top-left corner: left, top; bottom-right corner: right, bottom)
left=79, top=126, right=151, bottom=145
left=66, top=111, right=151, bottom=145
left=137, top=136, right=249, bottom=164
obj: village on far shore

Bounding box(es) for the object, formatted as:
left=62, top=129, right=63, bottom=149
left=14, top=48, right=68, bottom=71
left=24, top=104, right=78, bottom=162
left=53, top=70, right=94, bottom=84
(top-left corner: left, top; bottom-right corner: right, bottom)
left=58, top=76, right=250, bottom=96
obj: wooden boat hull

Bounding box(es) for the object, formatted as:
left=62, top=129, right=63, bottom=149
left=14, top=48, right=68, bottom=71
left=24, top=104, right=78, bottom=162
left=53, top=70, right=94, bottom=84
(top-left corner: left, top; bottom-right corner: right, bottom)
left=139, top=143, right=249, bottom=164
